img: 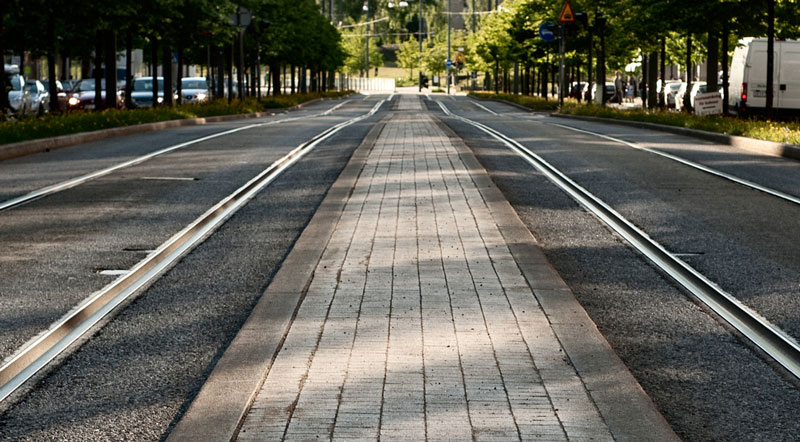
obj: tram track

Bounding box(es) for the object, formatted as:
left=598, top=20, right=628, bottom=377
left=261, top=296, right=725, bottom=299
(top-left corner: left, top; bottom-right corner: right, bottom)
left=465, top=96, right=800, bottom=206
left=0, top=99, right=353, bottom=213
left=434, top=98, right=800, bottom=382
left=0, top=99, right=384, bottom=405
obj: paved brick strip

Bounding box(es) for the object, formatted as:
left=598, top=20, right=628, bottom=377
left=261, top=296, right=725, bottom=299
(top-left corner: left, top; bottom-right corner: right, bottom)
left=237, top=97, right=613, bottom=441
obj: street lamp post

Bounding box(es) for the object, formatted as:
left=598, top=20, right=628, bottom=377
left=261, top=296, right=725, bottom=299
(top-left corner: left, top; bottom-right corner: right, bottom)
left=419, top=0, right=423, bottom=92
left=363, top=2, right=370, bottom=79
left=447, top=0, right=451, bottom=95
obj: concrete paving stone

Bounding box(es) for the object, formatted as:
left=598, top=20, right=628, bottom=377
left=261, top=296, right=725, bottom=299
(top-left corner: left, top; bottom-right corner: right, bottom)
left=234, top=107, right=619, bottom=441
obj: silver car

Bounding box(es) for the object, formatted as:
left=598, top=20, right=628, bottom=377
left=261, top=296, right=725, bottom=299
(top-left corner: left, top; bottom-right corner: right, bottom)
left=24, top=79, right=50, bottom=116
left=178, top=77, right=210, bottom=104
left=5, top=64, right=31, bottom=116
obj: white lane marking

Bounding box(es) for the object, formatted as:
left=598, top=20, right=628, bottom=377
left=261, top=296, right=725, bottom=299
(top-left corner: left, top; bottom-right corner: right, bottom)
left=0, top=99, right=385, bottom=404
left=548, top=122, right=800, bottom=207
left=469, top=99, right=498, bottom=116
left=0, top=100, right=353, bottom=212
left=321, top=100, right=350, bottom=116
left=98, top=270, right=130, bottom=276
left=141, top=177, right=196, bottom=181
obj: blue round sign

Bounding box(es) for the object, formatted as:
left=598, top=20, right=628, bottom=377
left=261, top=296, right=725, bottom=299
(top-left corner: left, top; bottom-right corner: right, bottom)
left=539, top=23, right=556, bottom=42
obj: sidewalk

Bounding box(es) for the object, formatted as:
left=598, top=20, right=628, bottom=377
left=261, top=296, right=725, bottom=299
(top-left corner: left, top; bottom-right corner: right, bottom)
left=169, top=96, right=676, bottom=442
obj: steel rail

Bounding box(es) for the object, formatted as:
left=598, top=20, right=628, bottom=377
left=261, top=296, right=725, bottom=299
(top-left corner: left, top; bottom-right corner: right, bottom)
left=435, top=99, right=800, bottom=380
left=548, top=122, right=800, bottom=206
left=462, top=97, right=800, bottom=205
left=0, top=100, right=352, bottom=213
left=0, top=99, right=383, bottom=404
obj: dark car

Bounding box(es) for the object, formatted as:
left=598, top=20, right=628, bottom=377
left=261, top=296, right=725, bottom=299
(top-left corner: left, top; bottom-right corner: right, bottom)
left=129, top=77, right=165, bottom=108
left=67, top=78, right=121, bottom=110
left=569, top=83, right=586, bottom=100
left=42, top=80, right=68, bottom=111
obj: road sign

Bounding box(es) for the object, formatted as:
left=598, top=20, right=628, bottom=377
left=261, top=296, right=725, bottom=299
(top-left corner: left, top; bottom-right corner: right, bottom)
left=558, top=0, right=575, bottom=24
left=539, top=22, right=556, bottom=42
left=445, top=59, right=453, bottom=70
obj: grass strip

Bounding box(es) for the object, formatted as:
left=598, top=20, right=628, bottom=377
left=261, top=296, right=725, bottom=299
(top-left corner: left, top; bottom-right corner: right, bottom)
left=1, top=91, right=352, bottom=146
left=557, top=104, right=800, bottom=146
left=470, top=91, right=800, bottom=146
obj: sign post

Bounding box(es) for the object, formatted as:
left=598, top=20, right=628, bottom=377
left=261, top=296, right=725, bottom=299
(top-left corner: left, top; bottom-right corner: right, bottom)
left=557, top=0, right=575, bottom=107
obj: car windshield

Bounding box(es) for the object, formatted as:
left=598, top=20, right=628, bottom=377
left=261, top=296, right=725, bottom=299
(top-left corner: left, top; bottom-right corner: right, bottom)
left=133, top=78, right=165, bottom=92
left=6, top=74, right=22, bottom=91
left=670, top=84, right=682, bottom=91
left=182, top=80, right=207, bottom=89
left=74, top=79, right=107, bottom=92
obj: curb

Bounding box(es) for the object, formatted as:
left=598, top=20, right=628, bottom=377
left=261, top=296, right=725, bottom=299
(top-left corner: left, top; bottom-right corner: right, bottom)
left=165, top=117, right=387, bottom=442
left=468, top=95, right=556, bottom=113
left=436, top=117, right=680, bottom=442
left=550, top=113, right=800, bottom=162
left=0, top=95, right=350, bottom=163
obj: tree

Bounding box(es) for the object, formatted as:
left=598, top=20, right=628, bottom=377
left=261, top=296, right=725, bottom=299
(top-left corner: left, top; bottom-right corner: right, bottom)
left=396, top=38, right=420, bottom=79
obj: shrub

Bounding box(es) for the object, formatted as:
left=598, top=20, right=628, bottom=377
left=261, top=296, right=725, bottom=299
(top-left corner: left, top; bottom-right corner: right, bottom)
left=0, top=91, right=353, bottom=146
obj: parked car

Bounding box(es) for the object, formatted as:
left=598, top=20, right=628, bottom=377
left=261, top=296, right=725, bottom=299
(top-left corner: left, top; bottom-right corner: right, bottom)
left=67, top=78, right=121, bottom=110
left=590, top=82, right=616, bottom=103
left=663, top=81, right=683, bottom=108
left=129, top=77, right=165, bottom=108
left=5, top=64, right=31, bottom=116
left=569, top=82, right=586, bottom=100
left=676, top=81, right=707, bottom=111
left=177, top=77, right=210, bottom=104
left=729, top=37, right=800, bottom=115
left=42, top=80, right=68, bottom=110
left=24, top=79, right=50, bottom=116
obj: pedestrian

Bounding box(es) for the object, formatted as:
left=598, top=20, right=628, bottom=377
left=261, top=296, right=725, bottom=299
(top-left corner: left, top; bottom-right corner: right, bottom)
left=614, top=71, right=623, bottom=104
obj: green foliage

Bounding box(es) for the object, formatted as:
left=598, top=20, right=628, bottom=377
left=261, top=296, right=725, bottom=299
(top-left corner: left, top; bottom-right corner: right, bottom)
left=396, top=38, right=420, bottom=79
left=340, top=28, right=384, bottom=75
left=558, top=105, right=800, bottom=145
left=0, top=91, right=352, bottom=145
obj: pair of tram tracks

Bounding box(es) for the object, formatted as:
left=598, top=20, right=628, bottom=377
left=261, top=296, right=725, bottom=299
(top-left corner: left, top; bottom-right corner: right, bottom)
left=436, top=98, right=800, bottom=381
left=0, top=100, right=352, bottom=213
left=0, top=99, right=384, bottom=404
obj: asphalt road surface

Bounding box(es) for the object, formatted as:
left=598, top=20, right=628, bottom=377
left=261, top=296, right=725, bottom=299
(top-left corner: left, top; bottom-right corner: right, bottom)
left=1, top=93, right=800, bottom=441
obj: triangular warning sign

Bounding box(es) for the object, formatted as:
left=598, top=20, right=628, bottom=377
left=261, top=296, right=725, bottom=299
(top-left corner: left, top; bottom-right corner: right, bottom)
left=559, top=0, right=575, bottom=23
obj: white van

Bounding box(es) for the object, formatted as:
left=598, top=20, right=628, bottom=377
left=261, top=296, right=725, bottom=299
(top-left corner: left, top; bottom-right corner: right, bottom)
left=728, top=37, right=800, bottom=115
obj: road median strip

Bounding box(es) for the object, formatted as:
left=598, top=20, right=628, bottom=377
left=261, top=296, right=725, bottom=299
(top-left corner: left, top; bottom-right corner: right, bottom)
left=0, top=93, right=353, bottom=162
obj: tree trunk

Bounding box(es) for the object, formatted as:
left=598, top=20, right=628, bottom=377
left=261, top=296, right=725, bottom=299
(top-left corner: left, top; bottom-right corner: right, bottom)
left=684, top=34, right=692, bottom=111
left=494, top=58, right=499, bottom=94
left=125, top=30, right=133, bottom=109
left=642, top=52, right=648, bottom=108
left=767, top=0, right=774, bottom=118
left=706, top=31, right=718, bottom=92
left=105, top=30, right=117, bottom=109
left=152, top=39, right=159, bottom=108
left=291, top=65, right=296, bottom=94
left=227, top=43, right=233, bottom=103
left=163, top=44, right=172, bottom=106
left=217, top=47, right=225, bottom=99
left=272, top=63, right=282, bottom=95
left=95, top=30, right=105, bottom=111
left=47, top=11, right=59, bottom=112
left=648, top=52, right=658, bottom=109
left=722, top=24, right=730, bottom=115
left=0, top=2, right=9, bottom=112
left=587, top=27, right=593, bottom=104
left=659, top=36, right=666, bottom=107
left=176, top=47, right=184, bottom=104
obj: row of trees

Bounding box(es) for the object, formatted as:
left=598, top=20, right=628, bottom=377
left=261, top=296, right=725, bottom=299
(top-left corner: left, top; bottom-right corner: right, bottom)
left=1, top=0, right=346, bottom=114
left=462, top=0, right=799, bottom=112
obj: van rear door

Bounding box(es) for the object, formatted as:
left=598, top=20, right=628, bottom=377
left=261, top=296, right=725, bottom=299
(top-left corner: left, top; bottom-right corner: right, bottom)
left=746, top=42, right=777, bottom=109
left=778, top=41, right=800, bottom=110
